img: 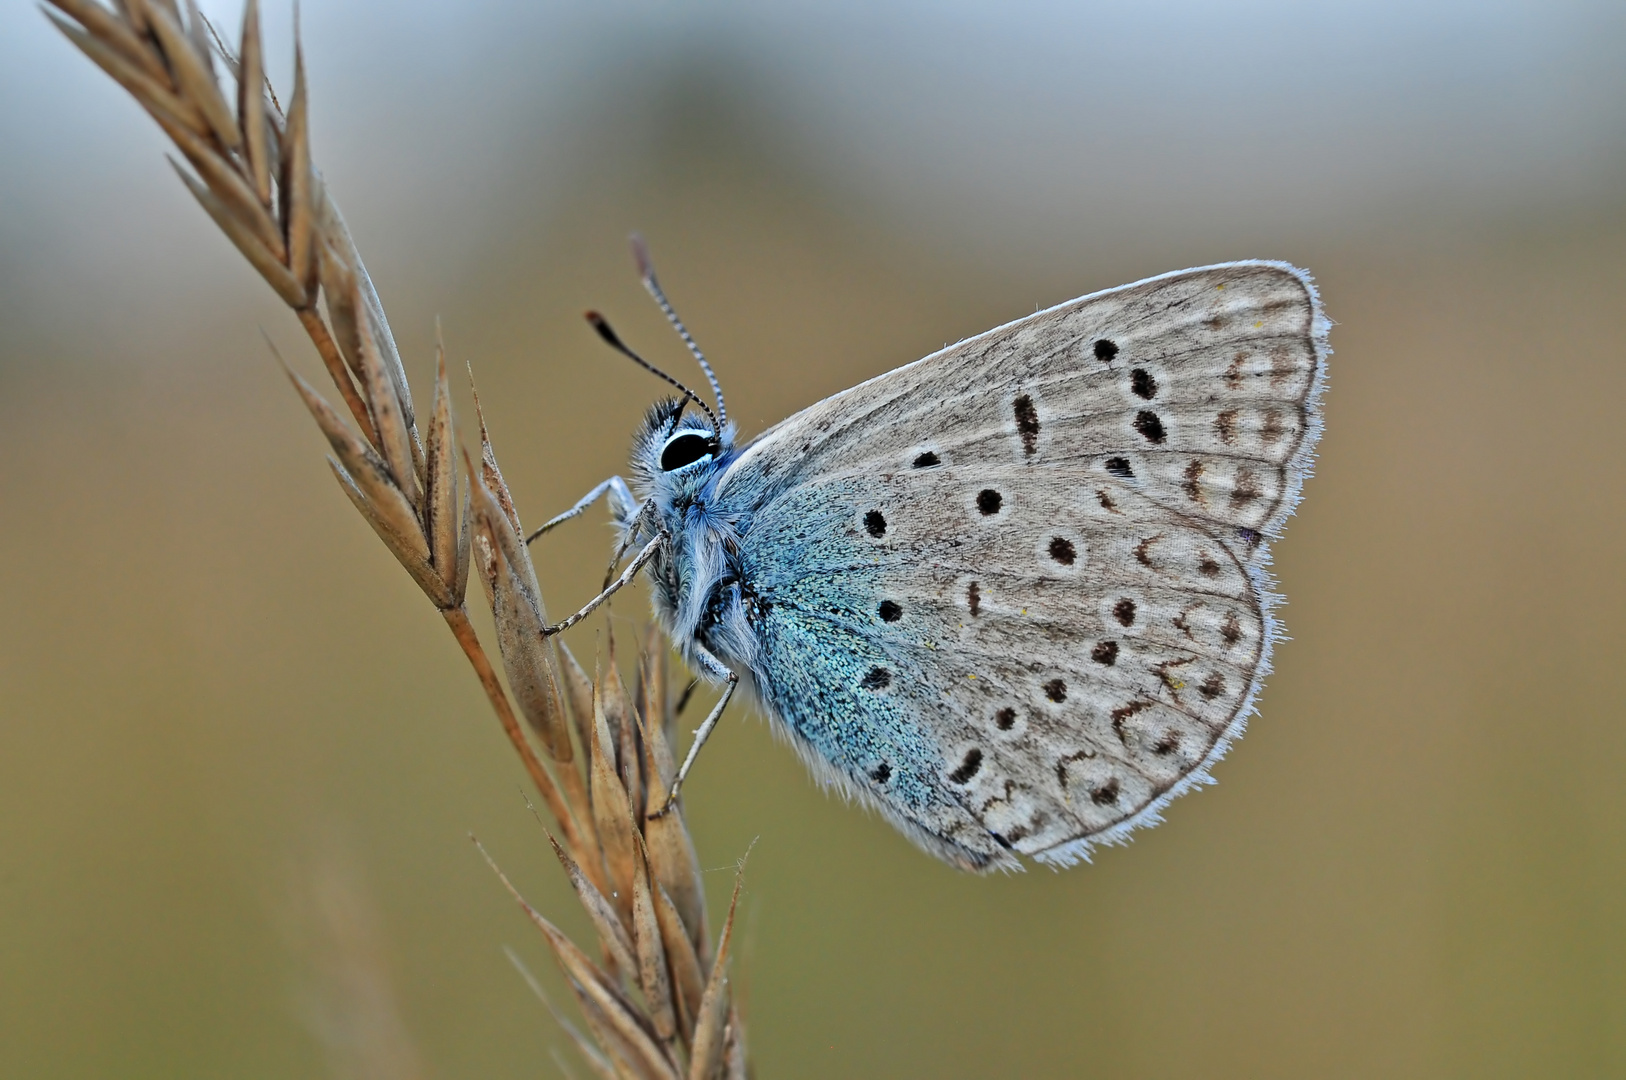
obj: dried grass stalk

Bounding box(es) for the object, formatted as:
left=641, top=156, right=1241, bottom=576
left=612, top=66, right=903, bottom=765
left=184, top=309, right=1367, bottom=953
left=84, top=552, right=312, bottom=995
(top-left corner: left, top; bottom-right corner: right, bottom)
left=559, top=641, right=599, bottom=763
left=49, top=4, right=752, bottom=1074
left=637, top=682, right=710, bottom=964
left=591, top=668, right=643, bottom=926
left=234, top=0, right=270, bottom=204
left=629, top=832, right=678, bottom=1045
left=548, top=833, right=638, bottom=984
left=505, top=947, right=619, bottom=1080
left=468, top=439, right=572, bottom=763
left=478, top=640, right=751, bottom=1077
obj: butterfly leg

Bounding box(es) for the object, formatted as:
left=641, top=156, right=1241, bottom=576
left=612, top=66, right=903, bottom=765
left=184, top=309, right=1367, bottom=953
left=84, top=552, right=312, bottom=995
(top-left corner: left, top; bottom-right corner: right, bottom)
left=523, top=476, right=637, bottom=545
left=541, top=532, right=667, bottom=636
left=658, top=646, right=738, bottom=814
left=596, top=497, right=662, bottom=591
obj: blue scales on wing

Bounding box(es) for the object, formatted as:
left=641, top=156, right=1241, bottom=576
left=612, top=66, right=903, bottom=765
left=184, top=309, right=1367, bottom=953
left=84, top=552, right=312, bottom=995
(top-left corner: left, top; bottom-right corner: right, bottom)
left=733, top=476, right=1012, bottom=869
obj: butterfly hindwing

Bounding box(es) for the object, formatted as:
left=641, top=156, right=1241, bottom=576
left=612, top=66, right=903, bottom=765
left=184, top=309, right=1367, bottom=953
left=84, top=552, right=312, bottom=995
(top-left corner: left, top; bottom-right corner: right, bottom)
left=717, top=262, right=1327, bottom=867
left=731, top=475, right=1015, bottom=869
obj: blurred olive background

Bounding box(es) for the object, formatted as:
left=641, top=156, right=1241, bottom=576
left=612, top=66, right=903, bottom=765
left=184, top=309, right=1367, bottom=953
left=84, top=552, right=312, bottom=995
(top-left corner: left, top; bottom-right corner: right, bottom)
left=4, top=1, right=1626, bottom=1076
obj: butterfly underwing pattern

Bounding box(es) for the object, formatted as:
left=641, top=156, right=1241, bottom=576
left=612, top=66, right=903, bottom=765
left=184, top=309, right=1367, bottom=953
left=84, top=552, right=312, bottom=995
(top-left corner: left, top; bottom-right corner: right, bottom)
left=557, top=259, right=1328, bottom=871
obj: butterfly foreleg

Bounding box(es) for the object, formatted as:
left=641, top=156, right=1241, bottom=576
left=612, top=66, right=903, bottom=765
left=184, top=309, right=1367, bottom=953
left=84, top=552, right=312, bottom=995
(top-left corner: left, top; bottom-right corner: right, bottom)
left=599, top=496, right=660, bottom=590
left=541, top=531, right=667, bottom=636
left=657, top=645, right=738, bottom=814
left=523, top=475, right=637, bottom=546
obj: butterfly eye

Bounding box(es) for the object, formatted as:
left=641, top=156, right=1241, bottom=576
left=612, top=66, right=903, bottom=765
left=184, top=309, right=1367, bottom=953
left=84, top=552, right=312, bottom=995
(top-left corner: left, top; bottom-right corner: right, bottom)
left=659, top=431, right=714, bottom=472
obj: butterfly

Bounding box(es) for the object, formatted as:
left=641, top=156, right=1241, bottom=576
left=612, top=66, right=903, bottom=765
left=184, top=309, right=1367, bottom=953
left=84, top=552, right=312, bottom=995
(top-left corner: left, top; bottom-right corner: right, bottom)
left=536, top=240, right=1328, bottom=871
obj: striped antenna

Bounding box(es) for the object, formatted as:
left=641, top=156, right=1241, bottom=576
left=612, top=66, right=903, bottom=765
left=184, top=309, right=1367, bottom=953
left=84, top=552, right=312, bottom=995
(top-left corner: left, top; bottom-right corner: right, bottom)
left=631, top=234, right=727, bottom=429
left=584, top=312, right=721, bottom=444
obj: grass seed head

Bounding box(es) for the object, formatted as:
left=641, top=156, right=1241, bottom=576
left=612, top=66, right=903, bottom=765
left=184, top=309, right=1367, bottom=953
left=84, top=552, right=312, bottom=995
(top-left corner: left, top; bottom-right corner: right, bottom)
left=48, top=3, right=753, bottom=1073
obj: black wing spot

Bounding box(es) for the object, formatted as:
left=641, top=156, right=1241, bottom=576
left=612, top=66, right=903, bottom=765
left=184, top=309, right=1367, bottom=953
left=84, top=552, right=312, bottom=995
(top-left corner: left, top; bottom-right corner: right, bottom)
left=949, top=748, right=983, bottom=784
left=1090, top=777, right=1121, bottom=805
left=995, top=707, right=1017, bottom=730
left=977, top=489, right=1003, bottom=515
left=912, top=451, right=941, bottom=468
left=1134, top=410, right=1166, bottom=444
left=1094, top=339, right=1119, bottom=362
left=877, top=600, right=902, bottom=623
left=1199, top=672, right=1225, bottom=700
left=860, top=667, right=892, bottom=690
left=1014, top=394, right=1040, bottom=456
left=1048, top=537, right=1076, bottom=565
left=1044, top=678, right=1067, bottom=703
left=871, top=762, right=892, bottom=783
left=1131, top=368, right=1157, bottom=400
left=1113, top=598, right=1137, bottom=627
left=967, top=582, right=982, bottom=617
left=1153, top=732, right=1180, bottom=756
left=863, top=510, right=887, bottom=538
left=1091, top=641, right=1119, bottom=666
left=1105, top=457, right=1134, bottom=479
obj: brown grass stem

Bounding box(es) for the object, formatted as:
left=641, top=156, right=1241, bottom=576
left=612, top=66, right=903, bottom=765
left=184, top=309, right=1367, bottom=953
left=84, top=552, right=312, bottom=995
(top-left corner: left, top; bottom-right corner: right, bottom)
left=296, top=306, right=378, bottom=445
left=442, top=604, right=584, bottom=853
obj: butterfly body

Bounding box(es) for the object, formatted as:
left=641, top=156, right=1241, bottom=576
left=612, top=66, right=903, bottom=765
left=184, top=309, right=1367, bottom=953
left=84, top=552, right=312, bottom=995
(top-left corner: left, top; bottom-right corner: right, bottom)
left=613, top=260, right=1328, bottom=871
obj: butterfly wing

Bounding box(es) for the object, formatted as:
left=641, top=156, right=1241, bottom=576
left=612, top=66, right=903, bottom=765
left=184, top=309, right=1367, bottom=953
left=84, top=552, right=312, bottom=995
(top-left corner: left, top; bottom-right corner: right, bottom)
left=717, top=261, right=1328, bottom=869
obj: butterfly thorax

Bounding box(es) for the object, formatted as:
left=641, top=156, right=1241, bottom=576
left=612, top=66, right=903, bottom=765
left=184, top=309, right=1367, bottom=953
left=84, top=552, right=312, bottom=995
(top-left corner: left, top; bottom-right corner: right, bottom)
left=629, top=405, right=760, bottom=683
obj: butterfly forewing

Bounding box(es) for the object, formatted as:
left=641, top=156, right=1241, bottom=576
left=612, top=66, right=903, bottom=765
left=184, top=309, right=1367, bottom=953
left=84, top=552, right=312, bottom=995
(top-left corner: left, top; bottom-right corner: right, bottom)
left=722, top=262, right=1327, bottom=868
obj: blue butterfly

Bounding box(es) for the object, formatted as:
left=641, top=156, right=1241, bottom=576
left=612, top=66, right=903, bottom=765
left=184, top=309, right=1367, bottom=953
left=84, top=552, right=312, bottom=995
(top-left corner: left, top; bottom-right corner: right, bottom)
left=535, top=239, right=1328, bottom=871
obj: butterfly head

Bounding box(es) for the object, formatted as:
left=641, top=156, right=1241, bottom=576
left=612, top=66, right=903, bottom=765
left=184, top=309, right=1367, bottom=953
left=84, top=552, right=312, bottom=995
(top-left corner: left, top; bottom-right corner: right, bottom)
left=632, top=397, right=735, bottom=491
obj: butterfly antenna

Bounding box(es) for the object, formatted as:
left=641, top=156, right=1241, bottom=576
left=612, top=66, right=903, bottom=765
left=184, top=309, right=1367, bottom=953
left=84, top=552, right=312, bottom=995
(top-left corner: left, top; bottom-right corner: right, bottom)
left=584, top=311, right=721, bottom=440
left=631, top=234, right=727, bottom=430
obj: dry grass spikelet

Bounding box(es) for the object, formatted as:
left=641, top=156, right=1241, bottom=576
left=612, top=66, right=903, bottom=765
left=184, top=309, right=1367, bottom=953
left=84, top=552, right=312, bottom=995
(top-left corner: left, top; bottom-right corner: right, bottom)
left=45, top=2, right=751, bottom=1074
left=477, top=644, right=751, bottom=1079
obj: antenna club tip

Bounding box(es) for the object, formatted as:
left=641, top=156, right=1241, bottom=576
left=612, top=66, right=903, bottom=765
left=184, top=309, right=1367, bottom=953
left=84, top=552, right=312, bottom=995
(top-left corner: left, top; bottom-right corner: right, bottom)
left=584, top=311, right=622, bottom=347
left=629, top=232, right=652, bottom=273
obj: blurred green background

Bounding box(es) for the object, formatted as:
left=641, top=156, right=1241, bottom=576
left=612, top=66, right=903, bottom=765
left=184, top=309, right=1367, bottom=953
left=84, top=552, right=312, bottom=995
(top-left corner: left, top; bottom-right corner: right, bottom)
left=4, top=1, right=1625, bottom=1076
